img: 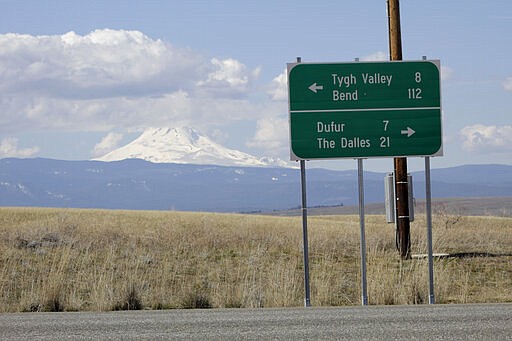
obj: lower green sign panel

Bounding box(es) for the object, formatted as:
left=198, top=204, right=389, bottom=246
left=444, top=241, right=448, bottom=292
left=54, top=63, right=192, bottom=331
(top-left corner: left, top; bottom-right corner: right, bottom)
left=290, top=109, right=442, bottom=159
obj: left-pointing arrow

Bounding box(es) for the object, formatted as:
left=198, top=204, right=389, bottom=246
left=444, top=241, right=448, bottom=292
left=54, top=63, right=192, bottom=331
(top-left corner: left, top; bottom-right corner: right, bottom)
left=308, top=83, right=324, bottom=93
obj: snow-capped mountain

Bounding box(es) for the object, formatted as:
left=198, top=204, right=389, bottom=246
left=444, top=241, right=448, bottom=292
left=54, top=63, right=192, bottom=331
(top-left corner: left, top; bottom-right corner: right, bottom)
left=95, top=127, right=289, bottom=167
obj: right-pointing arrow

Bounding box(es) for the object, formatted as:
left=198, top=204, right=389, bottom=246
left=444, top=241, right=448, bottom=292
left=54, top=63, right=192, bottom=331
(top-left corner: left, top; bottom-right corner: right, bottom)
left=401, top=127, right=416, bottom=137
left=308, top=82, right=324, bottom=93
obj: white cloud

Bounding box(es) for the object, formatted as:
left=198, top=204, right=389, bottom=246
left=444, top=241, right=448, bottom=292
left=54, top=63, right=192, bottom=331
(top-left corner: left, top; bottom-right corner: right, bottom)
left=360, top=51, right=387, bottom=61
left=92, top=132, right=124, bottom=157
left=0, top=30, right=200, bottom=98
left=460, top=124, right=512, bottom=153
left=0, top=137, right=39, bottom=158
left=210, top=128, right=229, bottom=144
left=196, top=57, right=260, bottom=96
left=267, top=69, right=287, bottom=101
left=0, top=29, right=262, bottom=133
left=203, top=58, right=249, bottom=87
left=0, top=91, right=193, bottom=132
left=441, top=65, right=453, bottom=81
left=503, top=77, right=512, bottom=91
left=246, top=117, right=289, bottom=155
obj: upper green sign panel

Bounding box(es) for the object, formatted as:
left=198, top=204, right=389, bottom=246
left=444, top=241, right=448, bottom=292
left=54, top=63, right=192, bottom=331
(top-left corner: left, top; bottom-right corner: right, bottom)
left=287, top=60, right=442, bottom=160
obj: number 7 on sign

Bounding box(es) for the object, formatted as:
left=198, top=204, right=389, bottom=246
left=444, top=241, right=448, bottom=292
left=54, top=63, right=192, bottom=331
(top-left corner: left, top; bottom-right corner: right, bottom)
left=382, top=120, right=389, bottom=131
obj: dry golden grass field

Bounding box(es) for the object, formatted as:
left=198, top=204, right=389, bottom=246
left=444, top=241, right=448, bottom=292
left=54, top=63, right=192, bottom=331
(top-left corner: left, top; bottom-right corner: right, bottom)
left=0, top=207, right=511, bottom=312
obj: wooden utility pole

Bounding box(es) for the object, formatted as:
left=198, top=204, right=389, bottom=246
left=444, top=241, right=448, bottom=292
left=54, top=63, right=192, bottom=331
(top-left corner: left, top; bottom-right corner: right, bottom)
left=387, top=0, right=411, bottom=259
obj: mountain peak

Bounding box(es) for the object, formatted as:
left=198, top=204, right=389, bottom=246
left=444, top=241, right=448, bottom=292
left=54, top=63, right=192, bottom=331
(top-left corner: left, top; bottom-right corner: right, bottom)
left=149, top=127, right=198, bottom=140
left=95, top=127, right=288, bottom=167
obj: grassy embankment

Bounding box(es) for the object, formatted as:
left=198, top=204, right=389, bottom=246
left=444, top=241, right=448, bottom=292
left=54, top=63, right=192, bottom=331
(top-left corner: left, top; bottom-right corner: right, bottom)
left=0, top=207, right=510, bottom=312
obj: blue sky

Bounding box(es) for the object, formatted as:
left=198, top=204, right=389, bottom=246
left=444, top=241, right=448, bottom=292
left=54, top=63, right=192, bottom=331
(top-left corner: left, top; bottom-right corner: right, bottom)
left=0, top=0, right=511, bottom=171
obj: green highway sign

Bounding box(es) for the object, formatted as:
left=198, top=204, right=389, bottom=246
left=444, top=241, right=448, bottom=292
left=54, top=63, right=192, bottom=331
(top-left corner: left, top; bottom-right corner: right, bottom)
left=288, top=60, right=442, bottom=160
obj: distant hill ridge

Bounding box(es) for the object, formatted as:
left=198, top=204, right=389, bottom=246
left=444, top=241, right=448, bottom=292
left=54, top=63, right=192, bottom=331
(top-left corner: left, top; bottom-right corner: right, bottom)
left=1, top=158, right=511, bottom=212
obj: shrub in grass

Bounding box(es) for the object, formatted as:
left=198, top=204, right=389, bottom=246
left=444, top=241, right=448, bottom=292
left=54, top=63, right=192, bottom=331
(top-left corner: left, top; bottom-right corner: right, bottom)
left=181, top=292, right=212, bottom=309
left=113, top=284, right=143, bottom=311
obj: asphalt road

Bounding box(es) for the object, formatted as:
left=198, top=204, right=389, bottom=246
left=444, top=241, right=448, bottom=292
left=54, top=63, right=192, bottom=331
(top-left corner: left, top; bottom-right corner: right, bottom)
left=1, top=303, right=510, bottom=340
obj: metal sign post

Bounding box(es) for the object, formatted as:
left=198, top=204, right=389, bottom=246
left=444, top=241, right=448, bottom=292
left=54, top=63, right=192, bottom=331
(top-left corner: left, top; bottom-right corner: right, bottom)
left=296, top=57, right=311, bottom=308
left=358, top=158, right=368, bottom=306
left=425, top=156, right=435, bottom=304
left=300, top=159, right=311, bottom=307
